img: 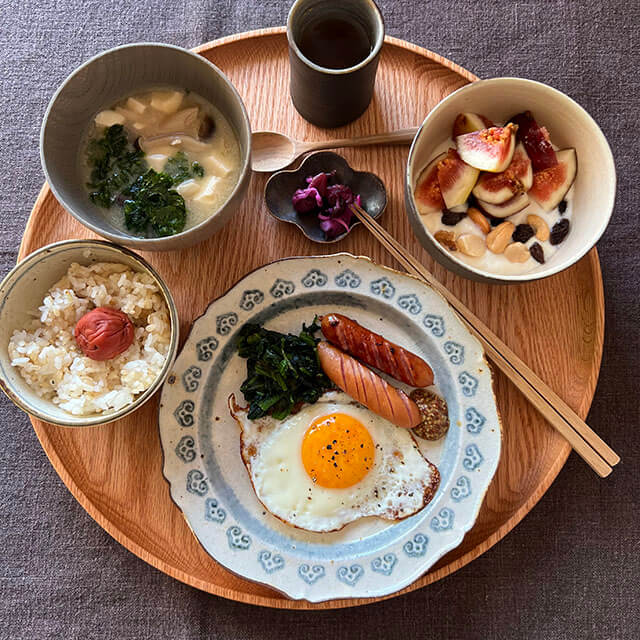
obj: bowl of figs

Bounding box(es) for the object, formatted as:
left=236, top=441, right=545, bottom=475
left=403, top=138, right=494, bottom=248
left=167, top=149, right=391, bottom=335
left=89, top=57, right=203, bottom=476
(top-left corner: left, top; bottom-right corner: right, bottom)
left=405, top=77, right=616, bottom=283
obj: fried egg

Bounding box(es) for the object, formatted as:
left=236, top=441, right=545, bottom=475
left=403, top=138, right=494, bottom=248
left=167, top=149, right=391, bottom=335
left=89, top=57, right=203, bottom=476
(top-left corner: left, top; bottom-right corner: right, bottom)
left=228, top=392, right=440, bottom=533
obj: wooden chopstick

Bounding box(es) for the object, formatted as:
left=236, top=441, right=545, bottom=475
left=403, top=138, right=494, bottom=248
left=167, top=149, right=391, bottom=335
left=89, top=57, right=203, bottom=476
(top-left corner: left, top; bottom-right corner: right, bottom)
left=350, top=204, right=619, bottom=478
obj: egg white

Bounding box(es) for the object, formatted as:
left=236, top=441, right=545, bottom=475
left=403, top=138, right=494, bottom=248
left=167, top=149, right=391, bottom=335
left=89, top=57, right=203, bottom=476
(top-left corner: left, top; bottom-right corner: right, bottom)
left=229, top=392, right=440, bottom=533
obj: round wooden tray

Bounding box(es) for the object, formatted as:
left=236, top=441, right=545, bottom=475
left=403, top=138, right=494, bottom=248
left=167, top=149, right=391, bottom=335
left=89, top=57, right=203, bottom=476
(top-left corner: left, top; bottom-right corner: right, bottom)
left=18, top=28, right=604, bottom=609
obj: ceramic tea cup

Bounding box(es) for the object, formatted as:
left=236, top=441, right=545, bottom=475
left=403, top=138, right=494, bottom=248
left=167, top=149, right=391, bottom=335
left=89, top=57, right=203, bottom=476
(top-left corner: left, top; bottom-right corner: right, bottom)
left=287, top=0, right=384, bottom=128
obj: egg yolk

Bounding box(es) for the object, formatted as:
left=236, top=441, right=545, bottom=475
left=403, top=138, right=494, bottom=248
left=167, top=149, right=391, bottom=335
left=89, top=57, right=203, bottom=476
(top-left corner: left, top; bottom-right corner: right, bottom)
left=301, top=413, right=375, bottom=489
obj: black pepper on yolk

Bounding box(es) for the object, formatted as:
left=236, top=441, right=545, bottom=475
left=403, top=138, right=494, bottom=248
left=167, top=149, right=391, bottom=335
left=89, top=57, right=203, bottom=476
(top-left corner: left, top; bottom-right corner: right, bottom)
left=301, top=413, right=375, bottom=489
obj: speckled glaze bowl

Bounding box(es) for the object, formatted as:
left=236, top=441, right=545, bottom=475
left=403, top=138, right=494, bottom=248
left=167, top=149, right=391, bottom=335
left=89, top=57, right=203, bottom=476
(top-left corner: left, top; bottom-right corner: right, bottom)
left=40, top=43, right=252, bottom=251
left=405, top=77, right=616, bottom=284
left=264, top=151, right=387, bottom=243
left=0, top=240, right=179, bottom=427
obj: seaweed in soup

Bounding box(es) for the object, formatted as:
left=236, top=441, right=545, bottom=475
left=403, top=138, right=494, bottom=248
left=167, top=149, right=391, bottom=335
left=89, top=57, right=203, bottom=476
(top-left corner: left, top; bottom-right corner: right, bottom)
left=86, top=125, right=147, bottom=208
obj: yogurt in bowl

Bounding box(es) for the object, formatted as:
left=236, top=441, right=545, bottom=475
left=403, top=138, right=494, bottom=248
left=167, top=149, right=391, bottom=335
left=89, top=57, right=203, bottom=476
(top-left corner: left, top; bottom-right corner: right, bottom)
left=405, top=77, right=615, bottom=284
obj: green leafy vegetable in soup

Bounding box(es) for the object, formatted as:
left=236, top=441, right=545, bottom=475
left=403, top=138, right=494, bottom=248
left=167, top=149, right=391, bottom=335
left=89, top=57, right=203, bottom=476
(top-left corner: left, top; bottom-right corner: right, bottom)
left=164, top=151, right=205, bottom=184
left=86, top=125, right=147, bottom=208
left=237, top=320, right=333, bottom=420
left=123, top=169, right=187, bottom=236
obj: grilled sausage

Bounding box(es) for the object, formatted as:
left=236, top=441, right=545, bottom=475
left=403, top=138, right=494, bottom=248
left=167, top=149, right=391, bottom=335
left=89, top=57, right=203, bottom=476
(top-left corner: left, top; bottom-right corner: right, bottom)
left=317, top=342, right=423, bottom=429
left=321, top=313, right=434, bottom=387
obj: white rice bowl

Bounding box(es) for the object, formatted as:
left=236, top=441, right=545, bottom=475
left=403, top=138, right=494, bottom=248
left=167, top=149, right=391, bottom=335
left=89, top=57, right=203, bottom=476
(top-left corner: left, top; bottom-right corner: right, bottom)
left=8, top=262, right=170, bottom=416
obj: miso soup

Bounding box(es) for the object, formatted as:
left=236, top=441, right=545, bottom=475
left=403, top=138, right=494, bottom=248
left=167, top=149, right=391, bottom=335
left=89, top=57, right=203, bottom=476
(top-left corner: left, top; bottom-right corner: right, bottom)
left=82, top=88, right=241, bottom=238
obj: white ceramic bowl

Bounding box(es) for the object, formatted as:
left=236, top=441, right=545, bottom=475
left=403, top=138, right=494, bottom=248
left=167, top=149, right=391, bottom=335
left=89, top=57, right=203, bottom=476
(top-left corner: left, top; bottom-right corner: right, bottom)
left=405, top=77, right=616, bottom=284
left=41, top=43, right=252, bottom=252
left=0, top=240, right=179, bottom=427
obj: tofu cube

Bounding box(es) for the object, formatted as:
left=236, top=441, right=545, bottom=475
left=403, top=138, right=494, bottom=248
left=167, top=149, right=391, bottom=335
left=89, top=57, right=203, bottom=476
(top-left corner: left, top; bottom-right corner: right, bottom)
left=145, top=154, right=169, bottom=172
left=150, top=90, right=184, bottom=115
left=202, top=153, right=232, bottom=177
left=94, top=110, right=125, bottom=128
left=126, top=97, right=147, bottom=115
left=193, top=176, right=221, bottom=204
left=175, top=179, right=200, bottom=199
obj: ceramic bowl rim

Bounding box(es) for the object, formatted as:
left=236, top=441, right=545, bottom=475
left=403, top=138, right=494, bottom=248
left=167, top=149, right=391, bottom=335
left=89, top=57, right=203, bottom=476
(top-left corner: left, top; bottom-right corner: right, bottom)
left=39, top=42, right=252, bottom=249
left=264, top=150, right=387, bottom=244
left=406, top=76, right=616, bottom=283
left=0, top=239, right=180, bottom=427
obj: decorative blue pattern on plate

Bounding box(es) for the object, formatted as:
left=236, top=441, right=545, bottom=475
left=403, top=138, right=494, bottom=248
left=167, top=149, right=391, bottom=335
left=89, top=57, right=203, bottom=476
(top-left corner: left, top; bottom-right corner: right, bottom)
left=186, top=469, right=208, bottom=496
left=298, top=564, right=325, bottom=584
left=458, top=371, right=478, bottom=397
left=337, top=564, right=364, bottom=587
left=158, top=254, right=501, bottom=602
left=181, top=366, right=201, bottom=392
left=444, top=341, right=464, bottom=365
left=173, top=400, right=195, bottom=427
left=239, top=289, right=264, bottom=311
left=398, top=293, right=422, bottom=314
left=463, top=444, right=484, bottom=471
left=258, top=550, right=285, bottom=573
left=465, top=407, right=486, bottom=434
left=370, top=276, right=395, bottom=299
left=196, top=336, right=218, bottom=361
left=451, top=476, right=472, bottom=502
left=431, top=508, right=455, bottom=531
left=269, top=278, right=295, bottom=298
left=403, top=533, right=428, bottom=557
left=226, top=525, right=251, bottom=550
left=301, top=269, right=328, bottom=287
left=335, top=269, right=361, bottom=288
left=371, top=553, right=397, bottom=576
left=175, top=435, right=196, bottom=463
left=204, top=497, right=226, bottom=523
left=423, top=314, right=445, bottom=337
left=216, top=312, right=238, bottom=335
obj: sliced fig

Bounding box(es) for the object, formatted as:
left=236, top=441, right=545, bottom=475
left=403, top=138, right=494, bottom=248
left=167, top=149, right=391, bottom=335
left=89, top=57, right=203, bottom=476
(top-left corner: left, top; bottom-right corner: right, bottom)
left=414, top=152, right=446, bottom=214
left=456, top=124, right=517, bottom=173
left=477, top=192, right=530, bottom=218
left=437, top=148, right=479, bottom=209
left=528, top=148, right=577, bottom=212
left=509, top=111, right=558, bottom=172
left=452, top=113, right=494, bottom=139
left=472, top=143, right=533, bottom=204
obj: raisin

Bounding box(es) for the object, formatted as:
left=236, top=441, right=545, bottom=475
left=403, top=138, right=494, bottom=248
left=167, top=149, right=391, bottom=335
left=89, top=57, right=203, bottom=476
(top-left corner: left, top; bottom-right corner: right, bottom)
left=550, top=219, right=570, bottom=245
left=558, top=200, right=567, bottom=214
left=512, top=223, right=535, bottom=243
left=529, top=242, right=545, bottom=263
left=441, top=209, right=466, bottom=226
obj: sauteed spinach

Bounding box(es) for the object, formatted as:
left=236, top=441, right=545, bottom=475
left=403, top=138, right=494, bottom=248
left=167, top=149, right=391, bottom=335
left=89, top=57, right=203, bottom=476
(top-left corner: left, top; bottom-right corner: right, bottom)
left=237, top=320, right=333, bottom=420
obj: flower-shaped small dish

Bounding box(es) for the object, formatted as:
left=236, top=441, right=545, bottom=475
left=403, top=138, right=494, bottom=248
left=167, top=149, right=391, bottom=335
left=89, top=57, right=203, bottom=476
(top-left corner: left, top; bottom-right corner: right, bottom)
left=264, top=151, right=387, bottom=243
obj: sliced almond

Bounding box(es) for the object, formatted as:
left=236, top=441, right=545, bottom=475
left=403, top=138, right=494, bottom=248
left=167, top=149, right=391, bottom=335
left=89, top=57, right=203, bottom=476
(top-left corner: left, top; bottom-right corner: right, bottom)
left=467, top=207, right=491, bottom=234
left=456, top=234, right=486, bottom=257
left=527, top=214, right=550, bottom=241
left=504, top=242, right=530, bottom=263
left=486, top=221, right=515, bottom=254
left=434, top=230, right=457, bottom=251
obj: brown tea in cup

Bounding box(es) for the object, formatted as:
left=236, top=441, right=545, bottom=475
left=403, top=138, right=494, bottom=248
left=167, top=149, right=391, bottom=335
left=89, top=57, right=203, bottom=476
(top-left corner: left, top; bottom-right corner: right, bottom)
left=297, top=13, right=373, bottom=70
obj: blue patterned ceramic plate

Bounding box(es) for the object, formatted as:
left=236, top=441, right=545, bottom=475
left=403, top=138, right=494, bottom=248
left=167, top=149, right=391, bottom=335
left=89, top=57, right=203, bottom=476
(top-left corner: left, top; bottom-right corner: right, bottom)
left=158, top=254, right=501, bottom=602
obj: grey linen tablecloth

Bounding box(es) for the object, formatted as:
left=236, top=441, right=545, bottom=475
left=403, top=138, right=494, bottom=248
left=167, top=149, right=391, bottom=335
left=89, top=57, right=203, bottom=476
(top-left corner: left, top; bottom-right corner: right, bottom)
left=1, top=1, right=639, bottom=638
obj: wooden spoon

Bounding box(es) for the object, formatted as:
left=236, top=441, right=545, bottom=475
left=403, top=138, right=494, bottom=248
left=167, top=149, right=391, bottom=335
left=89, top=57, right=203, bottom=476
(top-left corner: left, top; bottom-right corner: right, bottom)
left=251, top=128, right=419, bottom=172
